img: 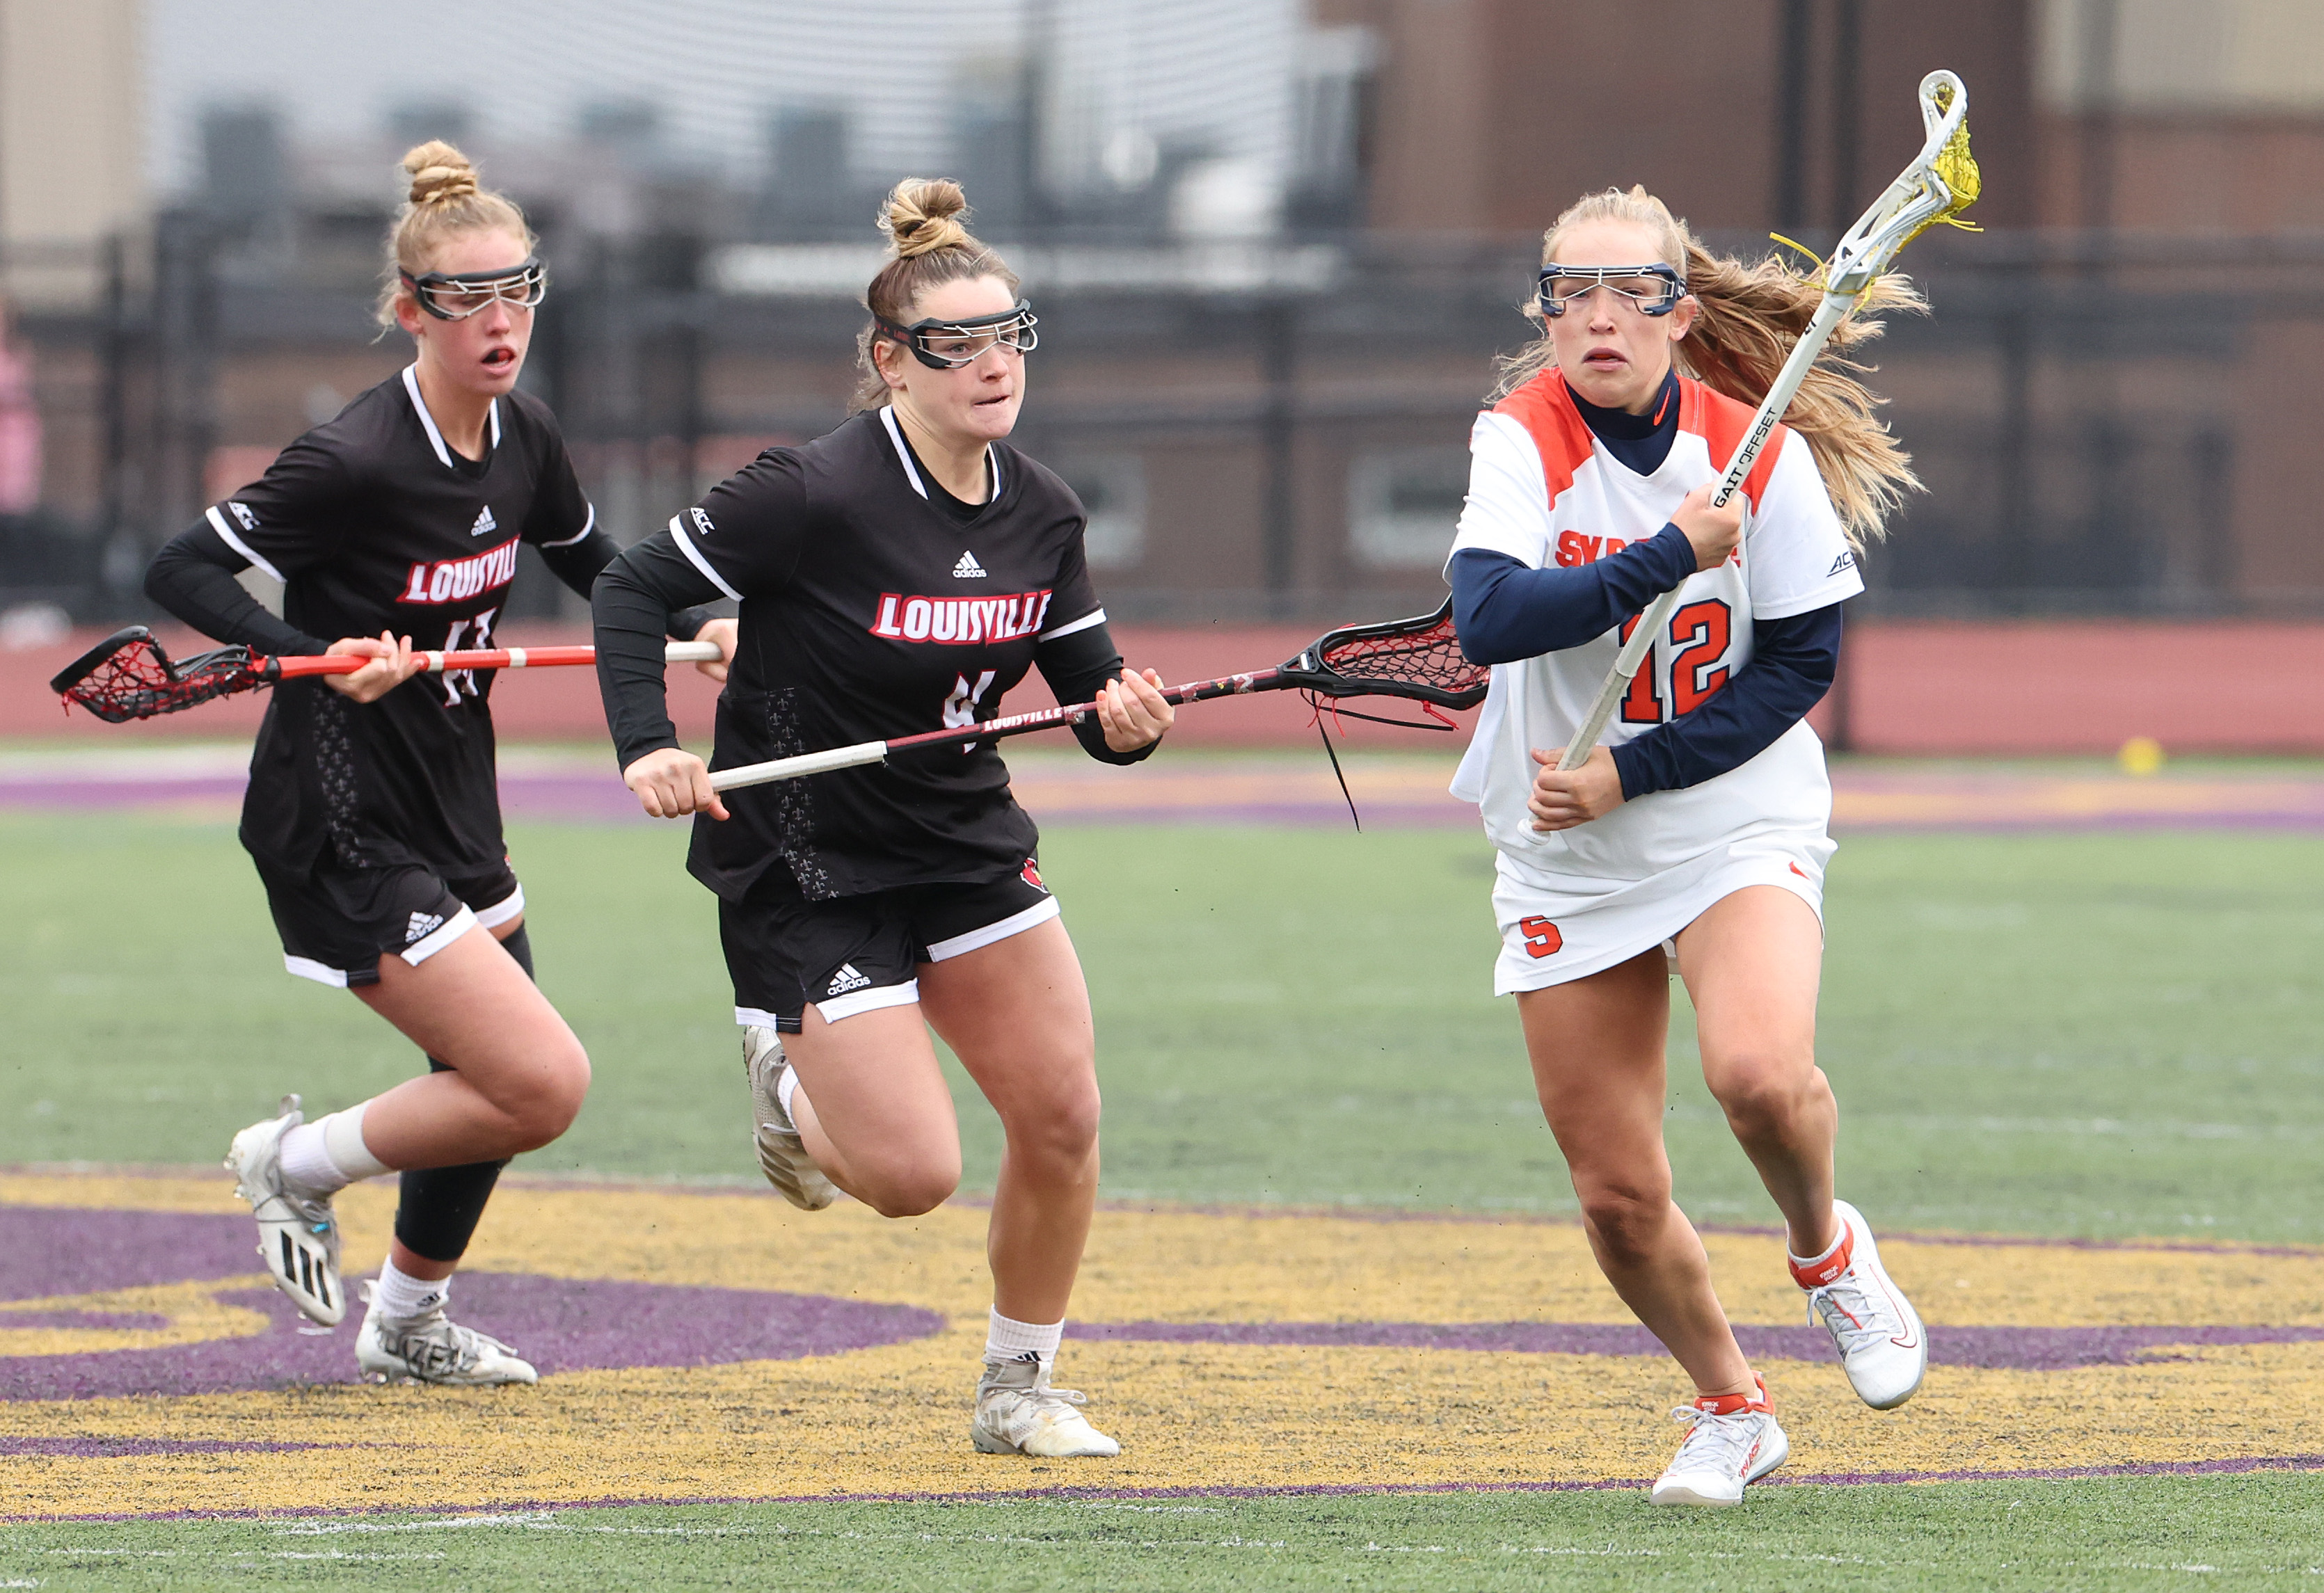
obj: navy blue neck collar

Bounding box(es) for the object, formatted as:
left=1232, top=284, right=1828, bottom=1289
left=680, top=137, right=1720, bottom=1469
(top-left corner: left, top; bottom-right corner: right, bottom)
left=1570, top=369, right=1680, bottom=475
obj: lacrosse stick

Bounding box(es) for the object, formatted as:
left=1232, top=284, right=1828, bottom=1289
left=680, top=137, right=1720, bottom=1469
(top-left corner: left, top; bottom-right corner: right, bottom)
left=1557, top=67, right=1980, bottom=771
left=53, top=625, right=724, bottom=723
left=706, top=597, right=1487, bottom=794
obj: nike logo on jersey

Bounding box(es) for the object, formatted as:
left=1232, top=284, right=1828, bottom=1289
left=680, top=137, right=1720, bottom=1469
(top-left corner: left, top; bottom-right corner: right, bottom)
left=397, top=539, right=520, bottom=606
left=826, top=963, right=873, bottom=996
left=952, top=550, right=987, bottom=579
left=470, top=506, right=498, bottom=536
left=405, top=911, right=445, bottom=945
left=869, top=589, right=1054, bottom=645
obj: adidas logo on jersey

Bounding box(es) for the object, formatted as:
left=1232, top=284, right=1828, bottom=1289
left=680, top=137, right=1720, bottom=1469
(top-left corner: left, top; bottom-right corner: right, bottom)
left=826, top=963, right=873, bottom=997
left=470, top=506, right=498, bottom=537
left=953, top=551, right=987, bottom=579
left=404, top=911, right=445, bottom=945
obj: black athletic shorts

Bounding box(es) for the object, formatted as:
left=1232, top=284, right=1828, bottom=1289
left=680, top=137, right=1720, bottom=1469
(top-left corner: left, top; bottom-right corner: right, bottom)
left=721, top=855, right=1058, bottom=1032
left=254, top=854, right=523, bottom=988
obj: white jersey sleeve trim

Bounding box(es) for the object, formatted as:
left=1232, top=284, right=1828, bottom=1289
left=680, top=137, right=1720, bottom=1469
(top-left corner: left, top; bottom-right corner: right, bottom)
left=536, top=501, right=596, bottom=549
left=1446, top=411, right=1555, bottom=576
left=205, top=506, right=285, bottom=584
left=282, top=954, right=349, bottom=988
left=1037, top=607, right=1107, bottom=643
left=669, top=513, right=745, bottom=603
left=401, top=365, right=455, bottom=470
left=879, top=406, right=930, bottom=499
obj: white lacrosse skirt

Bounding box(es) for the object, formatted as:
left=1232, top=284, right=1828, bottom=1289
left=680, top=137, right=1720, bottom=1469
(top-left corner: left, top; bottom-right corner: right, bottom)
left=1487, top=820, right=1833, bottom=995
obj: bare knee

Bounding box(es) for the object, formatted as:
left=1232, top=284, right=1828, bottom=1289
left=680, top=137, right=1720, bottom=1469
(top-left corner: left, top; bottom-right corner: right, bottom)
left=501, top=1043, right=591, bottom=1151
left=1707, top=1053, right=1822, bottom=1137
left=1001, top=1082, right=1100, bottom=1180
left=855, top=1160, right=961, bottom=1220
left=1575, top=1178, right=1673, bottom=1268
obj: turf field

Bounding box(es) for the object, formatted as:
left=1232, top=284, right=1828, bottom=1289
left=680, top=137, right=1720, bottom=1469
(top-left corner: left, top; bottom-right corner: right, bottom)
left=3, top=763, right=2323, bottom=1588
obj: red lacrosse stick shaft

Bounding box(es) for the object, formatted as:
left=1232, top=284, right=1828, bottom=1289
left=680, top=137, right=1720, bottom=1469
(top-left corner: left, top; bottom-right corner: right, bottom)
left=862, top=666, right=1289, bottom=760
left=269, top=641, right=717, bottom=678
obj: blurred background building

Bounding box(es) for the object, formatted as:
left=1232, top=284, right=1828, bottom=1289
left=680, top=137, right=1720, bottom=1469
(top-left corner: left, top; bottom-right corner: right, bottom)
left=3, top=0, right=2323, bottom=639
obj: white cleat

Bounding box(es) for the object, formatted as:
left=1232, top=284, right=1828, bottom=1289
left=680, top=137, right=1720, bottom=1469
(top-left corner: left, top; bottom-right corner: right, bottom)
left=971, top=1355, right=1121, bottom=1458
left=224, top=1094, right=344, bottom=1327
left=1650, top=1374, right=1788, bottom=1507
left=356, top=1281, right=538, bottom=1387
left=745, top=1025, right=836, bottom=1211
left=1793, top=1199, right=1927, bottom=1411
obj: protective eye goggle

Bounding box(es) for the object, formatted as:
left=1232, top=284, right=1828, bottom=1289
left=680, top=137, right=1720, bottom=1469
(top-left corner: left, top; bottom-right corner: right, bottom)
left=1536, top=264, right=1687, bottom=318
left=402, top=257, right=548, bottom=321
left=878, top=301, right=1039, bottom=369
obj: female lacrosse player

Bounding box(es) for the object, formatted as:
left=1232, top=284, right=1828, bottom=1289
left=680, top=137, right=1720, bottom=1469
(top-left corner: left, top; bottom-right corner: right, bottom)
left=1447, top=186, right=1927, bottom=1506
left=143, top=142, right=733, bottom=1386
left=594, top=177, right=1170, bottom=1459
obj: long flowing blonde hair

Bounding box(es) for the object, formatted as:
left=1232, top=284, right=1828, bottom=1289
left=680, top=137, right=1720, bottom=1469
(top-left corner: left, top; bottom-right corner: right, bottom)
left=1493, top=185, right=1924, bottom=549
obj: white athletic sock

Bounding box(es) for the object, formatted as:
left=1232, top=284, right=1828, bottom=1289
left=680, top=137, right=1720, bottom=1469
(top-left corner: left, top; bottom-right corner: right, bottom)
left=985, top=1308, right=1063, bottom=1366
left=1788, top=1221, right=1848, bottom=1272
left=370, top=1258, right=449, bottom=1320
left=278, top=1105, right=392, bottom=1196
left=775, top=1066, right=802, bottom=1126
left=275, top=1122, right=341, bottom=1195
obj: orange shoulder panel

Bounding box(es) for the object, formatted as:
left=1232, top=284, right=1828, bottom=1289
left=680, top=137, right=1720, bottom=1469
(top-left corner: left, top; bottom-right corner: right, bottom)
left=1678, top=376, right=1787, bottom=509
left=1488, top=372, right=1596, bottom=508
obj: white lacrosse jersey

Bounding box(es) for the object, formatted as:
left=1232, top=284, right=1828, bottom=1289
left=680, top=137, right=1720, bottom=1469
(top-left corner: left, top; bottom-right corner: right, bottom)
left=1447, top=371, right=1865, bottom=890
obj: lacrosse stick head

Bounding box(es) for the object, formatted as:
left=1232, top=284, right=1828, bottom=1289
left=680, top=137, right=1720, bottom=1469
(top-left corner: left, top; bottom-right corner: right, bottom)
left=1274, top=598, right=1490, bottom=712
left=1825, top=70, right=1980, bottom=297
left=51, top=626, right=273, bottom=723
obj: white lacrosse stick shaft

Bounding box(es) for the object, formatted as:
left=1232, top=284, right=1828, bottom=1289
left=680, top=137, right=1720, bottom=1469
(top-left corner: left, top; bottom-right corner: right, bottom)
left=1555, top=70, right=1969, bottom=771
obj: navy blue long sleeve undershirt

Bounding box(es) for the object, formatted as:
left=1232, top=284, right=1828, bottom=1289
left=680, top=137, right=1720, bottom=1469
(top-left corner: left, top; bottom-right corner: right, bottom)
left=1449, top=548, right=1845, bottom=800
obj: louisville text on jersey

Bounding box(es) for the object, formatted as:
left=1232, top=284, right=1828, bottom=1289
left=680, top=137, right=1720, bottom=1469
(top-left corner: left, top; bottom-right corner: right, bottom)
left=868, top=589, right=1054, bottom=645
left=397, top=538, right=521, bottom=606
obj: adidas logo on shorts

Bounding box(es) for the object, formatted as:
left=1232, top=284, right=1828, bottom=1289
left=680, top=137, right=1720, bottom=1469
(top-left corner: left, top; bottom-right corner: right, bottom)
left=826, top=963, right=873, bottom=996
left=405, top=911, right=445, bottom=945
left=953, top=550, right=987, bottom=579
left=470, top=506, right=498, bottom=536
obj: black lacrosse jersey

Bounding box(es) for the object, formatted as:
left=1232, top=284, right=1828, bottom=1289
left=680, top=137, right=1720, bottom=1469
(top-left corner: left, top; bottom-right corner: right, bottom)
left=208, top=367, right=595, bottom=874
left=674, top=407, right=1104, bottom=899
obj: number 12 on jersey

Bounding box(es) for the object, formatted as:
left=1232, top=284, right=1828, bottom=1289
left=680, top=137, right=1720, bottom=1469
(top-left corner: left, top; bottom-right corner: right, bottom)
left=1618, top=599, right=1734, bottom=726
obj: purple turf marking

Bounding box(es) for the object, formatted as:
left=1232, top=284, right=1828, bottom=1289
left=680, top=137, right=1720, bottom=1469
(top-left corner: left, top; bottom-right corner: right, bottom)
left=0, top=1205, right=946, bottom=1401
left=0, top=1206, right=263, bottom=1300
left=0, top=1436, right=344, bottom=1458
left=1067, top=1318, right=2324, bottom=1370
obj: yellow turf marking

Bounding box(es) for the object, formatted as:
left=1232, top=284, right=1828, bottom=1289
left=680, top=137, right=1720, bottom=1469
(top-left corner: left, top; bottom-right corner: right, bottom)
left=6, top=1171, right=2324, bottom=1516
left=0, top=1279, right=270, bottom=1357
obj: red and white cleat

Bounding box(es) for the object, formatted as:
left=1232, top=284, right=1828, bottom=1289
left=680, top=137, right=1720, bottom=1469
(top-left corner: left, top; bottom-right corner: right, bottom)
left=1793, top=1198, right=1927, bottom=1410
left=1650, top=1373, right=1788, bottom=1507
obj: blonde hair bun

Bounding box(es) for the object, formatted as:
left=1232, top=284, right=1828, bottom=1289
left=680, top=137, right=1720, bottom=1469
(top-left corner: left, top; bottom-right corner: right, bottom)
left=879, top=178, right=972, bottom=259
left=402, top=141, right=481, bottom=207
